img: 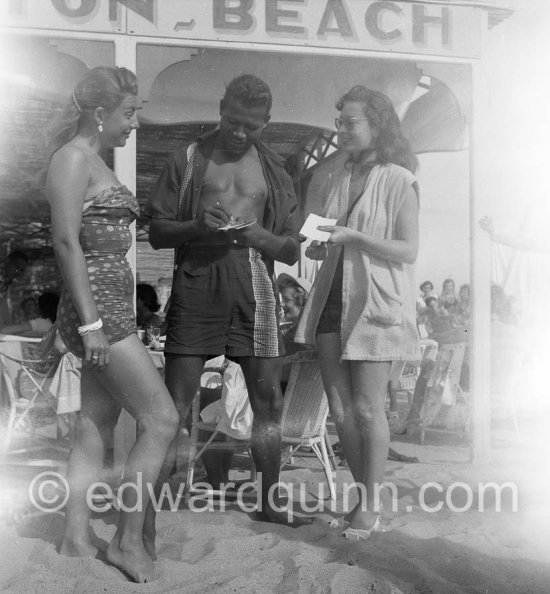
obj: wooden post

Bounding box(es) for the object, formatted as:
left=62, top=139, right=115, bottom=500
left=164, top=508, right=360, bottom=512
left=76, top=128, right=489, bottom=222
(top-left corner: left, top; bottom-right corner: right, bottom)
left=469, top=12, right=492, bottom=464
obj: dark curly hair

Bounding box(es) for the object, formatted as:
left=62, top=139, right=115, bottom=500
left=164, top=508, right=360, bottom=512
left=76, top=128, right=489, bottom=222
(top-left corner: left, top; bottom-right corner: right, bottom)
left=420, top=280, right=433, bottom=292
left=336, top=86, right=418, bottom=173
left=223, top=74, right=272, bottom=117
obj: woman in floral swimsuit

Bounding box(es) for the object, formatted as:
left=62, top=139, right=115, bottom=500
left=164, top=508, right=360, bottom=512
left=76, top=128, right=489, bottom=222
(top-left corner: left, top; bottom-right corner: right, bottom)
left=56, top=184, right=138, bottom=354
left=45, top=66, right=177, bottom=583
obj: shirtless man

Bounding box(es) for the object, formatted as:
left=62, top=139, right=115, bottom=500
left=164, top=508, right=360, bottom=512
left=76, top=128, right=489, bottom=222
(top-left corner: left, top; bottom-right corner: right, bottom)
left=147, top=75, right=301, bottom=524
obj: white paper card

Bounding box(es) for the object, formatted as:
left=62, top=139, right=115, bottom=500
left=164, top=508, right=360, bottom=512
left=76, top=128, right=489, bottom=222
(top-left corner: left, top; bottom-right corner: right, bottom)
left=299, top=214, right=337, bottom=242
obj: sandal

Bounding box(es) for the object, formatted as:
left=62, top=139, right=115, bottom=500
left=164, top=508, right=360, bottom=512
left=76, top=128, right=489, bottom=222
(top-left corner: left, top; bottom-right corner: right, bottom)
left=341, top=515, right=384, bottom=541
left=327, top=517, right=350, bottom=530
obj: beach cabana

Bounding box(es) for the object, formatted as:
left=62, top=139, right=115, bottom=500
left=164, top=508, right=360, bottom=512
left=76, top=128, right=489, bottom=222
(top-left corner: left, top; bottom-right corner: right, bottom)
left=0, top=0, right=515, bottom=463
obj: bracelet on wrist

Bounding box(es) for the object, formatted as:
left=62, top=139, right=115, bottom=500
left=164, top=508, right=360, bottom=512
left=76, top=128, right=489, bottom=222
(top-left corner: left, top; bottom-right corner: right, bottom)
left=77, top=319, right=103, bottom=336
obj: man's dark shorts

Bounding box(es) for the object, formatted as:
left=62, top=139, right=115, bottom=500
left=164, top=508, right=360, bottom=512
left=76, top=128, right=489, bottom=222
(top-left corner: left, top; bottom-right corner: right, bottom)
left=165, top=244, right=283, bottom=358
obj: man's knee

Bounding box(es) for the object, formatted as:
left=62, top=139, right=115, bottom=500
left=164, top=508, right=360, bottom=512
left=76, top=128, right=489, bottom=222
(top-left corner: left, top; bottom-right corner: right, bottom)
left=250, top=383, right=283, bottom=422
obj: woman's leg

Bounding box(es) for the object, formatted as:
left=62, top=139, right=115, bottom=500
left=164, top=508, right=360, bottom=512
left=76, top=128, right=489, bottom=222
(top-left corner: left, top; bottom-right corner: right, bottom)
left=317, top=333, right=364, bottom=516
left=60, top=371, right=120, bottom=557
left=349, top=360, right=392, bottom=529
left=140, top=354, right=208, bottom=561
left=142, top=354, right=207, bottom=557
left=95, top=335, right=178, bottom=583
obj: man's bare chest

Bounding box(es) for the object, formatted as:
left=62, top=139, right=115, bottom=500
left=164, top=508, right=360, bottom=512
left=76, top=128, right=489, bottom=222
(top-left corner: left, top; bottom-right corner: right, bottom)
left=201, top=155, right=268, bottom=217
left=203, top=157, right=266, bottom=194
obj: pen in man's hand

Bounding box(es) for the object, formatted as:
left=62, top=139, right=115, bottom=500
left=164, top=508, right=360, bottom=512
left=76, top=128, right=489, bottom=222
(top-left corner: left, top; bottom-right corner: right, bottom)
left=217, top=201, right=234, bottom=224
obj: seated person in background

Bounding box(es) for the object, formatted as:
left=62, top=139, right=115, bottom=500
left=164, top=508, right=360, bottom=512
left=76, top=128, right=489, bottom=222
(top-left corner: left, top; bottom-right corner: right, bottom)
left=277, top=273, right=311, bottom=356
left=424, top=295, right=468, bottom=344
left=491, top=283, right=518, bottom=326
left=439, top=278, right=459, bottom=315
left=416, top=280, right=436, bottom=319
left=1, top=291, right=59, bottom=338
left=277, top=273, right=316, bottom=394
left=456, top=283, right=471, bottom=326
left=12, top=296, right=39, bottom=324
left=136, top=283, right=165, bottom=333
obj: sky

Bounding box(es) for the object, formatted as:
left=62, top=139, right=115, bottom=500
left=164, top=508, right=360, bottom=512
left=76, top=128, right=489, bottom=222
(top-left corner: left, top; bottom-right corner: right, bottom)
left=484, top=0, right=550, bottom=236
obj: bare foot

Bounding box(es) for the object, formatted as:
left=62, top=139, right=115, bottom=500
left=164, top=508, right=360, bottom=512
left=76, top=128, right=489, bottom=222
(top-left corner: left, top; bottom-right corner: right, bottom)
left=106, top=534, right=154, bottom=583
left=253, top=508, right=313, bottom=528
left=59, top=536, right=99, bottom=559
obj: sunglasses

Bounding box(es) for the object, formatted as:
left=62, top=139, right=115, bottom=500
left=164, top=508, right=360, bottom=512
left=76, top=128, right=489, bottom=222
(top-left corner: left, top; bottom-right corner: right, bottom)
left=334, top=117, right=369, bottom=131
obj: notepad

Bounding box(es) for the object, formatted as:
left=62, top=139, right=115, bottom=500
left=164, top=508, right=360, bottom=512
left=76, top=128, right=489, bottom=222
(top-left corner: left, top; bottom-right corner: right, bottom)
left=218, top=216, right=257, bottom=231
left=299, top=214, right=337, bottom=242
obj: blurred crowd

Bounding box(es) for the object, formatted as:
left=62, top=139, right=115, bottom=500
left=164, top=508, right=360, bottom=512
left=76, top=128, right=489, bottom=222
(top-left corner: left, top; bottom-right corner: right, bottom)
left=416, top=277, right=518, bottom=346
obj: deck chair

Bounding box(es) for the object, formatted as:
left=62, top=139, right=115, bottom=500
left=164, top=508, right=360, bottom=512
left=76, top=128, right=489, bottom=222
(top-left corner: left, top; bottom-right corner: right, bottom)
left=390, top=360, right=419, bottom=407
left=0, top=349, right=64, bottom=461
left=390, top=340, right=438, bottom=406
left=280, top=359, right=336, bottom=500
left=417, top=341, right=469, bottom=444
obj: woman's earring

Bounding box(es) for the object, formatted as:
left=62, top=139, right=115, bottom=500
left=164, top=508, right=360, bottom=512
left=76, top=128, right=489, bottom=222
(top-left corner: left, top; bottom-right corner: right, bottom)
left=98, top=123, right=103, bottom=133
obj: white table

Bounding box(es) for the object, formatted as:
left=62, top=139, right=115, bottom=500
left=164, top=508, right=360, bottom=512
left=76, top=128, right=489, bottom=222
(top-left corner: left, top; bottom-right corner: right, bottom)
left=0, top=333, right=41, bottom=343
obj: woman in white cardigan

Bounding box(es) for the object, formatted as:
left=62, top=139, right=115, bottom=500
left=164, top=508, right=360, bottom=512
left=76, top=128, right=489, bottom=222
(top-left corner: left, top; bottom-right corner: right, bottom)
left=296, top=86, right=420, bottom=539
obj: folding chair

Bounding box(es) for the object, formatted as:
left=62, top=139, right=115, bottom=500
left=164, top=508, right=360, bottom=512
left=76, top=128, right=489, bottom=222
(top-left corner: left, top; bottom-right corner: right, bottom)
left=391, top=340, right=438, bottom=402
left=417, top=341, right=469, bottom=444
left=0, top=349, right=64, bottom=461
left=389, top=360, right=419, bottom=410
left=185, top=360, right=255, bottom=493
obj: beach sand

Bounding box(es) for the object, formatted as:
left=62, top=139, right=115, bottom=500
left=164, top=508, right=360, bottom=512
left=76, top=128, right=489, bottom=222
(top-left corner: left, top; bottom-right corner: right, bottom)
left=1, top=426, right=549, bottom=593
